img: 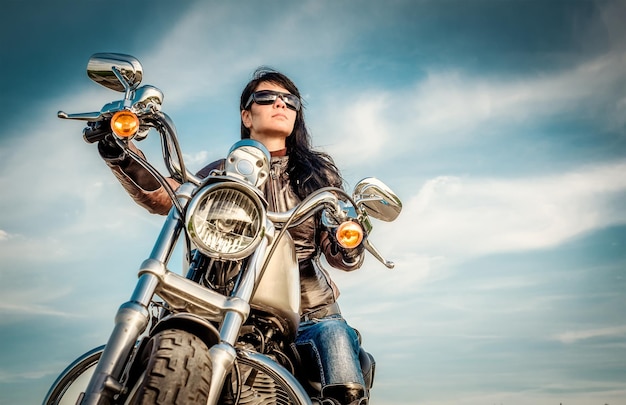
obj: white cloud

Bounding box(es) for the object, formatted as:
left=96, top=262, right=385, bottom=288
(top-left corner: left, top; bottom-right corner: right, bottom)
left=0, top=302, right=82, bottom=320
left=414, top=52, right=626, bottom=130
left=427, top=385, right=626, bottom=405
left=183, top=150, right=210, bottom=167
left=0, top=233, right=71, bottom=263
left=554, top=325, right=626, bottom=344
left=317, top=51, right=626, bottom=166
left=395, top=161, right=626, bottom=258
left=330, top=251, right=445, bottom=299
left=0, top=281, right=83, bottom=323
left=314, top=93, right=392, bottom=162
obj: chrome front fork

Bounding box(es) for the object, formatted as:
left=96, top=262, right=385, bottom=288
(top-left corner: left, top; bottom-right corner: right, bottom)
left=80, top=276, right=157, bottom=404
left=204, top=234, right=269, bottom=405
left=80, top=200, right=185, bottom=405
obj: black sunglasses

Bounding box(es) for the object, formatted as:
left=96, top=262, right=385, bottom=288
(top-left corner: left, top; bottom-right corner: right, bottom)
left=245, top=90, right=301, bottom=111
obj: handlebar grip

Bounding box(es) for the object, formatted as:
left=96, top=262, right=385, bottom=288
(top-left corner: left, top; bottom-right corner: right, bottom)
left=82, top=120, right=111, bottom=144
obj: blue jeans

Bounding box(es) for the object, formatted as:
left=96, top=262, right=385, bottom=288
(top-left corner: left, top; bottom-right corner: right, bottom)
left=294, top=314, right=365, bottom=389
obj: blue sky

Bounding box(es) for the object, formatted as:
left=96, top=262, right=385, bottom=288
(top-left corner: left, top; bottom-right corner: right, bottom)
left=1, top=1, right=625, bottom=404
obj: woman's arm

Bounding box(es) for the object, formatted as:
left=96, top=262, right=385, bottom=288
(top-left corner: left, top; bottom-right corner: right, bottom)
left=100, top=141, right=179, bottom=215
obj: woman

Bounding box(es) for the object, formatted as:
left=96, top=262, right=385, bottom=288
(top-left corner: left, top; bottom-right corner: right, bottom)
left=99, top=67, right=371, bottom=405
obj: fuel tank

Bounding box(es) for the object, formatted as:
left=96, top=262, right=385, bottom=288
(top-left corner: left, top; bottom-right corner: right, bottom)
left=251, top=231, right=301, bottom=335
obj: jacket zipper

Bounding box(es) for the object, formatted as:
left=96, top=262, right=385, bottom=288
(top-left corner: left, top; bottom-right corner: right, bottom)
left=268, top=163, right=279, bottom=212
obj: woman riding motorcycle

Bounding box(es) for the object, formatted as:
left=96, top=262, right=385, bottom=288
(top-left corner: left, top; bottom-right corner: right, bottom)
left=97, top=67, right=371, bottom=405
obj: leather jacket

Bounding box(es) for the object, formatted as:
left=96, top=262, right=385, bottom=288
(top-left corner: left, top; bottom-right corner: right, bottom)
left=105, top=148, right=364, bottom=314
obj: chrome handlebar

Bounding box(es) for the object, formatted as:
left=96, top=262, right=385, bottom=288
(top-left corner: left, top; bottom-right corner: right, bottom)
left=59, top=64, right=398, bottom=269
left=268, top=189, right=395, bottom=269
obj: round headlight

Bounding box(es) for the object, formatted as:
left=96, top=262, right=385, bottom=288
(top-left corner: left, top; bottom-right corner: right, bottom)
left=186, top=183, right=265, bottom=259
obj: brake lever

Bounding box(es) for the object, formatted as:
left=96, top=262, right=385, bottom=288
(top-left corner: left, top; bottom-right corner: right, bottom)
left=363, top=239, right=395, bottom=269
left=58, top=99, right=127, bottom=122
left=57, top=111, right=102, bottom=121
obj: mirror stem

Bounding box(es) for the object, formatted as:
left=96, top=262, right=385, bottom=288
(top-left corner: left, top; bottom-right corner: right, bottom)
left=111, top=67, right=133, bottom=106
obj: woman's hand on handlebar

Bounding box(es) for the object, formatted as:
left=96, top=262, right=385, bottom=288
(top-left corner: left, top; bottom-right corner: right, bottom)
left=97, top=134, right=128, bottom=165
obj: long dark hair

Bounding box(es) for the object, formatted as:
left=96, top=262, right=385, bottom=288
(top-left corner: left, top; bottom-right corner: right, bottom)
left=240, top=67, right=343, bottom=199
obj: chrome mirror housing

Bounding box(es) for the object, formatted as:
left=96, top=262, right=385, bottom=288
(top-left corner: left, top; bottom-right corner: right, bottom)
left=132, top=85, right=164, bottom=111
left=353, top=177, right=402, bottom=222
left=87, top=53, right=143, bottom=92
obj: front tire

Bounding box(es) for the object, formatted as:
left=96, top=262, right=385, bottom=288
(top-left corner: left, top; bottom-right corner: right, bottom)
left=43, top=346, right=104, bottom=405
left=131, top=329, right=212, bottom=405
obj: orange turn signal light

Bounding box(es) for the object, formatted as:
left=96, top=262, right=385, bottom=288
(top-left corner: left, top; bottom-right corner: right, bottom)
left=335, top=221, right=364, bottom=249
left=111, top=110, right=139, bottom=138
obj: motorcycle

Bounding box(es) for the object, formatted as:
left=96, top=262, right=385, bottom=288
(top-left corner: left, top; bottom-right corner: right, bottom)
left=44, top=53, right=402, bottom=405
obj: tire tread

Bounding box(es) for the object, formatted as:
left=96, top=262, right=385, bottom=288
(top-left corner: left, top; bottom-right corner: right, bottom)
left=134, top=329, right=211, bottom=405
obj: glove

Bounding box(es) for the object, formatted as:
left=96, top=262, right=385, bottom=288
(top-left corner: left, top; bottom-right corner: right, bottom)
left=341, top=243, right=365, bottom=262
left=337, top=239, right=365, bottom=264
left=97, top=134, right=129, bottom=165
left=321, top=228, right=365, bottom=269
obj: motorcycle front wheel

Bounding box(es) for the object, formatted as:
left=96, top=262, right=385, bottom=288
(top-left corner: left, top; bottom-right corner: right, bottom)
left=43, top=345, right=105, bottom=405
left=130, top=329, right=212, bottom=404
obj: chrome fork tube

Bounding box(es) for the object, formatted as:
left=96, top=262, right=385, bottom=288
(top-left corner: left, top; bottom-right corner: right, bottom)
left=80, top=300, right=151, bottom=405
left=81, top=205, right=185, bottom=405
left=205, top=236, right=270, bottom=405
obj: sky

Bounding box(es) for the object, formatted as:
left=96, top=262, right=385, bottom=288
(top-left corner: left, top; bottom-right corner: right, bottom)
left=1, top=0, right=625, bottom=404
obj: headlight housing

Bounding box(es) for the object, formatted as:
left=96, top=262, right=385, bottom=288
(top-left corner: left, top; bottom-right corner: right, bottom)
left=186, top=183, right=265, bottom=259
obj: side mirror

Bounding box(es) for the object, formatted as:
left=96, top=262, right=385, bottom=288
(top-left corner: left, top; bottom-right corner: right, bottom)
left=353, top=177, right=402, bottom=222
left=87, top=53, right=143, bottom=92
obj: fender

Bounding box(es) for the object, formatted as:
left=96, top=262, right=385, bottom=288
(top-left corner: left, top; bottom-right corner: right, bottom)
left=150, top=312, right=220, bottom=349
